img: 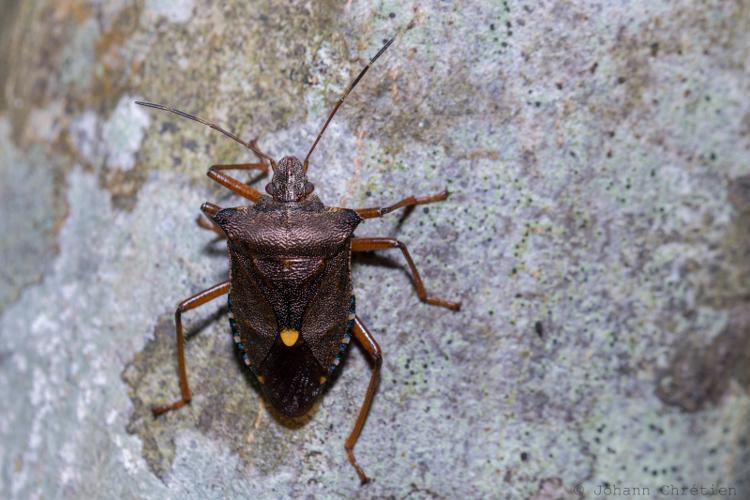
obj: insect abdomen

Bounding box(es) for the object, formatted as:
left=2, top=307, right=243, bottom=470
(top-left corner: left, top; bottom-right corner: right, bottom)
left=228, top=293, right=355, bottom=416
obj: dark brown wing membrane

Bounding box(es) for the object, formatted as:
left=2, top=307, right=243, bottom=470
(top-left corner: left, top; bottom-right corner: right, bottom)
left=300, top=246, right=353, bottom=370
left=227, top=251, right=279, bottom=368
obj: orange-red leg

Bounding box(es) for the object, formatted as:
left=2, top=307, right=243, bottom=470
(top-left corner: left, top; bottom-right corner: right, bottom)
left=206, top=163, right=269, bottom=202
left=195, top=214, right=225, bottom=237
left=152, top=280, right=231, bottom=417
left=192, top=202, right=226, bottom=237
left=352, top=189, right=449, bottom=219
left=345, top=315, right=382, bottom=484
left=248, top=139, right=275, bottom=168
left=351, top=237, right=461, bottom=311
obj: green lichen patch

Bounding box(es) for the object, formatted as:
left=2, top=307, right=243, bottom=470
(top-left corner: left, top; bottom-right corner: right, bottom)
left=122, top=314, right=277, bottom=478
left=122, top=306, right=341, bottom=480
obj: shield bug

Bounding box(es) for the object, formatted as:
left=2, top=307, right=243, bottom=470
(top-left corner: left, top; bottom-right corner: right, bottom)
left=137, top=34, right=460, bottom=484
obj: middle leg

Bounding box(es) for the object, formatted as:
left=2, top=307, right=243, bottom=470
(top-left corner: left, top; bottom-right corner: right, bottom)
left=352, top=237, right=461, bottom=311
left=351, top=189, right=450, bottom=219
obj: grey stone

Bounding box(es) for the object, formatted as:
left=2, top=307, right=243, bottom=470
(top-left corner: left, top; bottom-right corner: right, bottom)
left=1, top=1, right=749, bottom=498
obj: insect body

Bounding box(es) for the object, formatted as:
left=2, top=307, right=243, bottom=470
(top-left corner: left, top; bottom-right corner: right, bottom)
left=218, top=159, right=361, bottom=417
left=137, top=35, right=460, bottom=484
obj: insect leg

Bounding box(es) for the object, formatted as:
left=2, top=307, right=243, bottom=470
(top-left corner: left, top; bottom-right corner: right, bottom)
left=195, top=214, right=225, bottom=237
left=152, top=280, right=231, bottom=417
left=351, top=237, right=461, bottom=310
left=351, top=189, right=449, bottom=219
left=207, top=163, right=268, bottom=202
left=345, top=315, right=382, bottom=485
left=191, top=202, right=226, bottom=237
left=248, top=139, right=275, bottom=167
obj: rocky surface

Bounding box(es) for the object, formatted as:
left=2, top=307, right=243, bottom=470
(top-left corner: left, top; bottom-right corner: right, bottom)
left=1, top=1, right=749, bottom=498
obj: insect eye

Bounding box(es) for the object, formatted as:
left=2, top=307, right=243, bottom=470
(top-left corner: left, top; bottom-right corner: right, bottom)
left=265, top=184, right=277, bottom=196
left=304, top=182, right=314, bottom=195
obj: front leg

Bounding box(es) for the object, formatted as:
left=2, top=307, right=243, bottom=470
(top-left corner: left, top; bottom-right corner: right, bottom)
left=195, top=202, right=226, bottom=238
left=195, top=214, right=225, bottom=237
left=351, top=189, right=450, bottom=219
left=206, top=163, right=269, bottom=202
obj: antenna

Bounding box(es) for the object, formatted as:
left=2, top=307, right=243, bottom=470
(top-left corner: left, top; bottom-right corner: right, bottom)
left=303, top=36, right=396, bottom=172
left=135, top=101, right=276, bottom=167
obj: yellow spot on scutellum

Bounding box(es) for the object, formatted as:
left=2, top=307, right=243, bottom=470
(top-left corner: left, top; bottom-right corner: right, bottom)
left=280, top=328, right=299, bottom=347
left=257, top=375, right=265, bottom=384
left=319, top=376, right=327, bottom=385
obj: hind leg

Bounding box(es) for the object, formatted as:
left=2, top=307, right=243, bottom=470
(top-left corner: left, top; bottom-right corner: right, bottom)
left=344, top=315, right=382, bottom=484
left=152, top=280, right=231, bottom=417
